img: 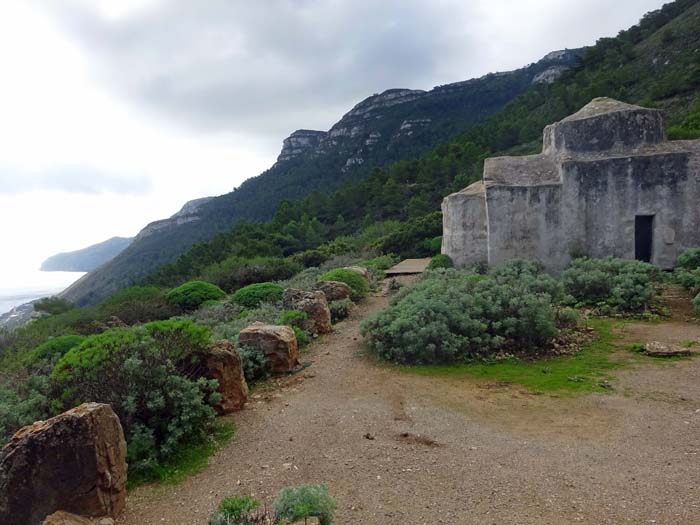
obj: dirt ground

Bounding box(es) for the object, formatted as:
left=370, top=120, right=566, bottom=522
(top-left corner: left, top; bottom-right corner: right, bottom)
left=119, top=282, right=700, bottom=525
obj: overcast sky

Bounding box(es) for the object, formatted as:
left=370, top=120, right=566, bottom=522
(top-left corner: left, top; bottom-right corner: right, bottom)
left=0, top=0, right=666, bottom=285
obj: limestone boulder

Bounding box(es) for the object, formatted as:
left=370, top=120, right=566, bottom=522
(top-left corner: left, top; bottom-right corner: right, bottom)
left=644, top=341, right=692, bottom=358
left=313, top=280, right=352, bottom=302
left=238, top=323, right=299, bottom=373
left=283, top=289, right=332, bottom=335
left=205, top=341, right=248, bottom=414
left=42, top=511, right=114, bottom=525
left=344, top=266, right=371, bottom=283
left=0, top=403, right=127, bottom=525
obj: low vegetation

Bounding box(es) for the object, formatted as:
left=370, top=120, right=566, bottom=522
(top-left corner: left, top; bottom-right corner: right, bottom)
left=362, top=262, right=562, bottom=364
left=209, top=484, right=336, bottom=525
left=403, top=319, right=621, bottom=395
left=562, top=257, right=662, bottom=314
left=674, top=248, right=700, bottom=295
left=231, top=282, right=284, bottom=308
left=166, top=281, right=227, bottom=311
left=52, top=320, right=220, bottom=474
left=427, top=254, right=453, bottom=270
left=363, top=257, right=663, bottom=365
left=319, top=268, right=368, bottom=301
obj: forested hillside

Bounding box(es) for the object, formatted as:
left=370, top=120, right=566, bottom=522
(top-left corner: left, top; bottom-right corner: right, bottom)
left=62, top=50, right=583, bottom=305
left=145, top=0, right=700, bottom=289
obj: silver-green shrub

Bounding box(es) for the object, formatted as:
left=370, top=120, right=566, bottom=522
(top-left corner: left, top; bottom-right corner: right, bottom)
left=361, top=267, right=559, bottom=364
left=562, top=257, right=660, bottom=313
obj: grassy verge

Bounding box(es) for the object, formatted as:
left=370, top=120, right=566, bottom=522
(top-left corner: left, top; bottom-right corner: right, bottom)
left=401, top=319, right=626, bottom=395
left=128, top=420, right=235, bottom=489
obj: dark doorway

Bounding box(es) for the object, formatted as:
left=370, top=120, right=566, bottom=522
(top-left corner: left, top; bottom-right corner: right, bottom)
left=635, top=215, right=654, bottom=262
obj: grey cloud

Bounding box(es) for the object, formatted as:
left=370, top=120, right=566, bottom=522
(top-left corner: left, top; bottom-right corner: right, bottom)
left=38, top=0, right=666, bottom=143
left=0, top=164, right=151, bottom=195
left=39, top=1, right=483, bottom=138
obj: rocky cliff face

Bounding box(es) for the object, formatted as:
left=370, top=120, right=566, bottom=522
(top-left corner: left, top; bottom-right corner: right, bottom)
left=273, top=49, right=583, bottom=173
left=62, top=48, right=584, bottom=306
left=275, top=129, right=327, bottom=164
left=136, top=197, right=214, bottom=240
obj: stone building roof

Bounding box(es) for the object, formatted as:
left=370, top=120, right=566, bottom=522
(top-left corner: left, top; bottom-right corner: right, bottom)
left=560, top=98, right=656, bottom=122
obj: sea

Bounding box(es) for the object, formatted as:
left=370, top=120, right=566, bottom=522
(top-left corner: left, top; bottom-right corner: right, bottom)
left=0, top=270, right=86, bottom=316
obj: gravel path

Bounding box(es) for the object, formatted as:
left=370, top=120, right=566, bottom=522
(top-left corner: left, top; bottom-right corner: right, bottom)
left=119, top=286, right=700, bottom=525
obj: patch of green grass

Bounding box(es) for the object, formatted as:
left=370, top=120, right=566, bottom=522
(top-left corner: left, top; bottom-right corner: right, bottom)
left=128, top=421, right=235, bottom=489
left=401, top=319, right=625, bottom=395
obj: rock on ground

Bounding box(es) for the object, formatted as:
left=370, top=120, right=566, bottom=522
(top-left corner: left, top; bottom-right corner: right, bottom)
left=283, top=289, right=332, bottom=335
left=42, top=511, right=114, bottom=525
left=205, top=341, right=249, bottom=414
left=238, top=323, right=299, bottom=373
left=313, top=280, right=352, bottom=302
left=644, top=341, right=692, bottom=357
left=0, top=402, right=127, bottom=525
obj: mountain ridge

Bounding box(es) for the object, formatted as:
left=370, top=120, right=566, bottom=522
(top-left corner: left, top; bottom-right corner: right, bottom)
left=62, top=48, right=584, bottom=305
left=40, top=236, right=133, bottom=273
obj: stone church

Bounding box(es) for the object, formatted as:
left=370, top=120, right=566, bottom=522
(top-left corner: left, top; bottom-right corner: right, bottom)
left=442, top=98, right=700, bottom=272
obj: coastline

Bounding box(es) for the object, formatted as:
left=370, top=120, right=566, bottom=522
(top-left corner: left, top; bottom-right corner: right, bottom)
left=0, top=271, right=86, bottom=330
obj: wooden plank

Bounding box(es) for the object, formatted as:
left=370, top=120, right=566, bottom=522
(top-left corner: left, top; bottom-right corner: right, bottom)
left=385, top=258, right=432, bottom=275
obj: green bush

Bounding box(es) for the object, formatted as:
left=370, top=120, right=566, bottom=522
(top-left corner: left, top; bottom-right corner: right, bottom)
left=422, top=235, right=443, bottom=254
left=490, top=259, right=565, bottom=303
left=556, top=307, right=581, bottom=329
left=143, top=319, right=212, bottom=362
left=209, top=495, right=260, bottom=525
left=272, top=484, right=337, bottom=525
left=98, top=286, right=177, bottom=325
left=427, top=254, right=453, bottom=270
left=562, top=257, right=660, bottom=313
left=329, top=299, right=353, bottom=323
left=373, top=212, right=442, bottom=258
left=675, top=267, right=700, bottom=294
left=319, top=269, right=369, bottom=302
left=0, top=375, right=52, bottom=442
left=677, top=248, right=700, bottom=270
left=293, top=327, right=311, bottom=348
left=356, top=254, right=399, bottom=280
left=212, top=302, right=284, bottom=343
left=51, top=320, right=219, bottom=472
left=290, top=249, right=328, bottom=268
left=166, top=281, right=226, bottom=311
left=278, top=309, right=308, bottom=329
left=34, top=297, right=74, bottom=316
left=237, top=345, right=270, bottom=383
left=694, top=293, right=700, bottom=317
left=231, top=282, right=283, bottom=308
left=25, top=335, right=85, bottom=368
left=201, top=256, right=302, bottom=293
left=362, top=269, right=558, bottom=364
left=675, top=249, right=700, bottom=294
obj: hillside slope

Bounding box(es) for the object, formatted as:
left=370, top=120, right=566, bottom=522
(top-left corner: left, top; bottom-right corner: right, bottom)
left=63, top=50, right=582, bottom=305
left=40, top=236, right=133, bottom=272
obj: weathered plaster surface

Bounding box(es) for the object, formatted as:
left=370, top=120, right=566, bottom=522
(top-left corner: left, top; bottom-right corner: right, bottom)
left=442, top=98, right=700, bottom=271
